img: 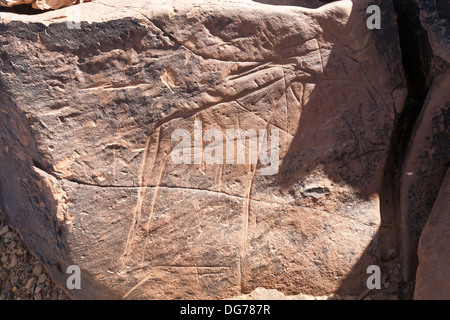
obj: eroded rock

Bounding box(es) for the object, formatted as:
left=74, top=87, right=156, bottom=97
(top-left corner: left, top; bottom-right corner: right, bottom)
left=0, top=0, right=408, bottom=299
left=414, top=167, right=450, bottom=300
left=0, top=0, right=91, bottom=10
left=397, top=0, right=450, bottom=284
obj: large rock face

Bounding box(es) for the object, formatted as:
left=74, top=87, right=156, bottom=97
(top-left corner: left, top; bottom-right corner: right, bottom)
left=0, top=0, right=409, bottom=299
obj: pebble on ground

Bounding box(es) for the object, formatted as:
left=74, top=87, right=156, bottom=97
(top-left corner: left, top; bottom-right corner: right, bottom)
left=0, top=209, right=70, bottom=300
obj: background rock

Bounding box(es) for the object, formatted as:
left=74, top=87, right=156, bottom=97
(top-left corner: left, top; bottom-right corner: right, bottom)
left=0, top=0, right=434, bottom=300
left=0, top=0, right=91, bottom=10
left=395, top=0, right=450, bottom=285
left=414, top=167, right=450, bottom=300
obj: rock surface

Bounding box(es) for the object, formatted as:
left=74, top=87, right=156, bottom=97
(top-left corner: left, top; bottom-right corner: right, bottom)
left=0, top=0, right=91, bottom=10
left=0, top=0, right=410, bottom=299
left=414, top=168, right=450, bottom=300
left=397, top=0, right=450, bottom=284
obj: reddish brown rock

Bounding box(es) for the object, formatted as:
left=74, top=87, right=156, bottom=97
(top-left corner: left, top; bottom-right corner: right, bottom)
left=0, top=0, right=407, bottom=299
left=399, top=68, right=450, bottom=283
left=414, top=167, right=450, bottom=300
left=0, top=0, right=33, bottom=7
left=397, top=0, right=450, bottom=284
left=0, top=0, right=91, bottom=10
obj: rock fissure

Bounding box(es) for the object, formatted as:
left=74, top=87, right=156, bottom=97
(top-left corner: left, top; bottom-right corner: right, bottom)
left=378, top=0, right=449, bottom=299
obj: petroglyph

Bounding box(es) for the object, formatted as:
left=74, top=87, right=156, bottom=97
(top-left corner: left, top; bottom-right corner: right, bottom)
left=0, top=0, right=414, bottom=300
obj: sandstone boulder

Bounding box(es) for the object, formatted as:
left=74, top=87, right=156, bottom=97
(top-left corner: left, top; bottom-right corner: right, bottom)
left=0, top=0, right=407, bottom=299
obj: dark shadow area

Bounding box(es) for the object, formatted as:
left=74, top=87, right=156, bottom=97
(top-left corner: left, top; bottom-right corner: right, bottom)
left=252, top=0, right=328, bottom=9
left=436, top=0, right=450, bottom=23
left=0, top=4, right=50, bottom=15
left=391, top=0, right=449, bottom=290
left=254, top=0, right=409, bottom=297
left=369, top=0, right=433, bottom=298
left=261, top=0, right=431, bottom=298
left=333, top=0, right=446, bottom=299
left=277, top=0, right=404, bottom=201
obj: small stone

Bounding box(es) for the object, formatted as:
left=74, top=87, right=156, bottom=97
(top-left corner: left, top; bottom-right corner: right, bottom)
left=8, top=241, right=16, bottom=250
left=10, top=275, right=19, bottom=285
left=0, top=270, right=8, bottom=281
left=12, top=286, right=17, bottom=293
left=385, top=282, right=399, bottom=294
left=384, top=281, right=390, bottom=289
left=25, top=278, right=36, bottom=290
left=33, top=265, right=43, bottom=277
left=59, top=291, right=69, bottom=300
left=0, top=225, right=9, bottom=236
left=9, top=254, right=18, bottom=268
left=4, top=232, right=14, bottom=239
left=35, top=286, right=41, bottom=294
left=38, top=274, right=47, bottom=284
left=382, top=248, right=397, bottom=261
left=24, top=265, right=33, bottom=273
left=34, top=293, right=42, bottom=300
left=0, top=294, right=5, bottom=300
left=1, top=255, right=8, bottom=264
left=15, top=248, right=23, bottom=255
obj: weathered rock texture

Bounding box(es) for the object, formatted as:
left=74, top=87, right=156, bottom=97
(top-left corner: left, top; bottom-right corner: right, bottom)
left=395, top=0, right=450, bottom=287
left=0, top=0, right=90, bottom=10
left=414, top=167, right=450, bottom=300
left=1, top=0, right=440, bottom=300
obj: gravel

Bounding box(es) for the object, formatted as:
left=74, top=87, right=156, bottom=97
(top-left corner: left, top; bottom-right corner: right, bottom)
left=0, top=209, right=70, bottom=300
